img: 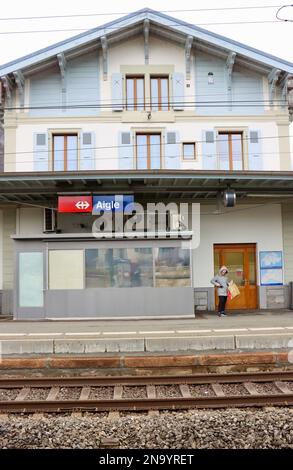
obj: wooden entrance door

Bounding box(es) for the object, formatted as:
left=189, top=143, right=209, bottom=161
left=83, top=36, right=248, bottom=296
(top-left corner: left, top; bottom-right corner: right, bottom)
left=214, top=244, right=257, bottom=310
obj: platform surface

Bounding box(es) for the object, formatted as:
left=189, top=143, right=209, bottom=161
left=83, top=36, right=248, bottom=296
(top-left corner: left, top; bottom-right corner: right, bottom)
left=0, top=310, right=292, bottom=355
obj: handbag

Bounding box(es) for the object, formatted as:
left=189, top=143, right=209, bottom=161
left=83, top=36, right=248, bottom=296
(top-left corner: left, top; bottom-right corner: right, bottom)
left=228, top=280, right=240, bottom=299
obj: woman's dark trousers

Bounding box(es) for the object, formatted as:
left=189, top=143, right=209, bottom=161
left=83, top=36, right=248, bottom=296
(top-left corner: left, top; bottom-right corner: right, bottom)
left=218, top=296, right=227, bottom=314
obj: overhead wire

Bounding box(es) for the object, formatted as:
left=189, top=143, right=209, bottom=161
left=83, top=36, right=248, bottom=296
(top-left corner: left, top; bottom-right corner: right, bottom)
left=0, top=5, right=285, bottom=21
left=0, top=20, right=285, bottom=35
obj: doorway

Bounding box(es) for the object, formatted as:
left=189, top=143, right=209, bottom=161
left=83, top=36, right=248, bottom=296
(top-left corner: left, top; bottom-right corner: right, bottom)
left=213, top=243, right=258, bottom=310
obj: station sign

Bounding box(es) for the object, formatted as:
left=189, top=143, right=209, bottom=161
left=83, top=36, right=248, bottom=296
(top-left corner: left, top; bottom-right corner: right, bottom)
left=58, top=196, right=93, bottom=213
left=92, top=195, right=134, bottom=214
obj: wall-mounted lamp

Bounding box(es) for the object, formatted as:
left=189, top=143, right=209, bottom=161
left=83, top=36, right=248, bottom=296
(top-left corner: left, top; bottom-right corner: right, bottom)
left=208, top=72, right=214, bottom=85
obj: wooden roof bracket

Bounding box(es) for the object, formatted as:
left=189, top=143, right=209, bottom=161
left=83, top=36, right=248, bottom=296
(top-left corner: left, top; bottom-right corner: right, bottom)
left=101, top=36, right=108, bottom=81
left=268, top=68, right=281, bottom=107
left=13, top=71, right=25, bottom=108
left=57, top=53, right=67, bottom=110
left=144, top=19, right=150, bottom=65
left=2, top=75, right=13, bottom=109
left=226, top=52, right=236, bottom=110
left=185, top=36, right=193, bottom=81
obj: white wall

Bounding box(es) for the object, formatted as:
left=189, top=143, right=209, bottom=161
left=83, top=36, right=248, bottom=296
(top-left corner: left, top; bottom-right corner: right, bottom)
left=14, top=120, right=280, bottom=172
left=193, top=203, right=283, bottom=288
left=17, top=208, right=43, bottom=234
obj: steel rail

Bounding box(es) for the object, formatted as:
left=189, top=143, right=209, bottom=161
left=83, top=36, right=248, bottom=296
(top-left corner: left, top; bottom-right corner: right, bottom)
left=0, top=394, right=293, bottom=413
left=0, top=371, right=293, bottom=388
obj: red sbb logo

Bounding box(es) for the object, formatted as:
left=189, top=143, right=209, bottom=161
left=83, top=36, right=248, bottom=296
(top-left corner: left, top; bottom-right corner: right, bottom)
left=58, top=196, right=93, bottom=213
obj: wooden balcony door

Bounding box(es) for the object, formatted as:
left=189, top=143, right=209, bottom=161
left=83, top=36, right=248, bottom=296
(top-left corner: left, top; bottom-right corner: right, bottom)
left=214, top=244, right=258, bottom=310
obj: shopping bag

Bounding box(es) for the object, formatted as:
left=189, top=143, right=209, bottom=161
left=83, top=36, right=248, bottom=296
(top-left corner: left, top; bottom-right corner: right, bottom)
left=228, top=280, right=240, bottom=299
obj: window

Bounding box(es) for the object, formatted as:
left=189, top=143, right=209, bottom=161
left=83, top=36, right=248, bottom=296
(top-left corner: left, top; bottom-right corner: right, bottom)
left=53, top=134, right=78, bottom=171
left=218, top=132, right=243, bottom=171
left=49, top=250, right=84, bottom=289
left=19, top=252, right=44, bottom=307
left=126, top=76, right=145, bottom=110
left=85, top=248, right=153, bottom=288
left=183, top=143, right=196, bottom=161
left=151, top=76, right=169, bottom=111
left=136, top=134, right=161, bottom=169
left=155, top=247, right=191, bottom=287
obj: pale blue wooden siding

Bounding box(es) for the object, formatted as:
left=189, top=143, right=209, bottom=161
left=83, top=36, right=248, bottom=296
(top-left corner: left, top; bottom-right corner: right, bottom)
left=33, top=133, right=49, bottom=171
left=66, top=52, right=100, bottom=116
left=30, top=71, right=62, bottom=117
left=29, top=51, right=99, bottom=117
left=118, top=132, right=134, bottom=169
left=165, top=131, right=180, bottom=169
left=195, top=53, right=227, bottom=115
left=202, top=130, right=217, bottom=169
left=232, top=69, right=263, bottom=114
left=195, top=53, right=264, bottom=115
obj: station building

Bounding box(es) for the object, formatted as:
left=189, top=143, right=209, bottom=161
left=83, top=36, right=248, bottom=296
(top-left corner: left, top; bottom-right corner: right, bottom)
left=0, top=9, right=292, bottom=319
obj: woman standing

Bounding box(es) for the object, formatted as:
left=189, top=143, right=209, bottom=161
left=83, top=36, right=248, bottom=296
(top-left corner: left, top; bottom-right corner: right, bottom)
left=211, top=266, right=230, bottom=317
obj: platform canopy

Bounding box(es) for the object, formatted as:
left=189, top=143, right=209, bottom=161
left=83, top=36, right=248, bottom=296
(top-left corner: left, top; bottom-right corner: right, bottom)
left=0, top=170, right=293, bottom=205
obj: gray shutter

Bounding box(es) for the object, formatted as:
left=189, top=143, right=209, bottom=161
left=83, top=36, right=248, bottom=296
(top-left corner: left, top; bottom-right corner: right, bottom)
left=33, top=133, right=48, bottom=171
left=165, top=131, right=180, bottom=169
left=111, top=73, right=123, bottom=111
left=118, top=132, right=134, bottom=170
left=202, top=130, right=217, bottom=170
left=172, top=73, right=184, bottom=111
left=248, top=130, right=262, bottom=170
left=80, top=132, right=95, bottom=170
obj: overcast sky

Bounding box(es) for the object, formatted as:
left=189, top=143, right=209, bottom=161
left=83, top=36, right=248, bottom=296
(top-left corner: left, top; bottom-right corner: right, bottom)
left=0, top=0, right=292, bottom=65
left=1, top=0, right=292, bottom=155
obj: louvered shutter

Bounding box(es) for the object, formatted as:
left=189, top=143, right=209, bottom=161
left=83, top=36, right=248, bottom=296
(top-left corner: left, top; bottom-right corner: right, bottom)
left=165, top=131, right=180, bottom=169
left=111, top=73, right=123, bottom=111
left=202, top=130, right=217, bottom=170
left=34, top=133, right=48, bottom=171
left=118, top=132, right=134, bottom=169
left=80, top=132, right=95, bottom=170
left=172, top=73, right=184, bottom=111
left=248, top=130, right=262, bottom=170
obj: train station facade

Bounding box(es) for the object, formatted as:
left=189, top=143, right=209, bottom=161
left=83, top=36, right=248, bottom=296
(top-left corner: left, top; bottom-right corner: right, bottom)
left=0, top=8, right=292, bottom=319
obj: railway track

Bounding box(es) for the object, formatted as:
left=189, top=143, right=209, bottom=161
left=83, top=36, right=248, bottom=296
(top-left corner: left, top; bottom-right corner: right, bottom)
left=0, top=371, right=292, bottom=414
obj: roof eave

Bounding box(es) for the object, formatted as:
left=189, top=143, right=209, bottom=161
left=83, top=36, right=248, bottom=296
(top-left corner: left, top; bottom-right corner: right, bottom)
left=0, top=8, right=292, bottom=76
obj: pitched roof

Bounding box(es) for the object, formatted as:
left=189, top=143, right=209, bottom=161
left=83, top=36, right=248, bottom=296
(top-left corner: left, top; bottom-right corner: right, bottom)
left=0, top=8, right=292, bottom=75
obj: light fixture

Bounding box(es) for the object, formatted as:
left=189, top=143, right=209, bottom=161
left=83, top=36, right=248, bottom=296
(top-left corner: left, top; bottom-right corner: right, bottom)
left=208, top=72, right=214, bottom=84
left=222, top=189, right=236, bottom=207
left=147, top=112, right=152, bottom=120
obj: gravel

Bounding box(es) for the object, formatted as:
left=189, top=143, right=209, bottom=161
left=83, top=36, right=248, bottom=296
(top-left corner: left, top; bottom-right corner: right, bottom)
left=122, top=387, right=147, bottom=399
left=57, top=388, right=82, bottom=400
left=0, top=389, right=20, bottom=401
left=253, top=382, right=281, bottom=395
left=89, top=387, right=113, bottom=400
left=189, top=385, right=215, bottom=397
left=156, top=385, right=181, bottom=398
left=221, top=384, right=250, bottom=396
left=0, top=408, right=292, bottom=448
left=27, top=388, right=50, bottom=401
